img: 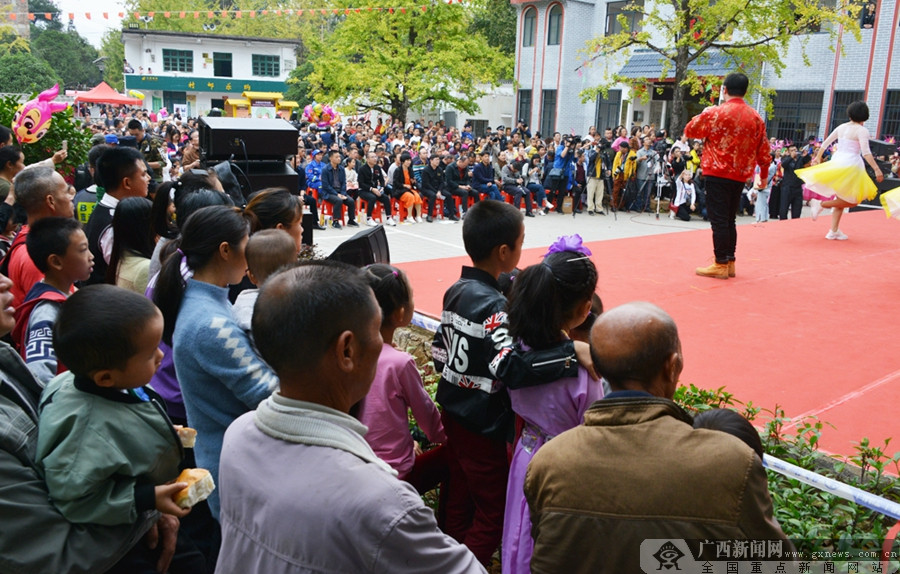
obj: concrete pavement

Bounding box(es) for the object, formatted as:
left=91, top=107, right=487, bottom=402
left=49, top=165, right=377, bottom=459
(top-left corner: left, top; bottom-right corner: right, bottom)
left=309, top=205, right=808, bottom=264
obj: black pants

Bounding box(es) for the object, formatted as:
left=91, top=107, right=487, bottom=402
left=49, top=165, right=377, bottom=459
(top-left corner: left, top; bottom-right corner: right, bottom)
left=420, top=188, right=438, bottom=217
left=447, top=187, right=475, bottom=215
left=504, top=184, right=533, bottom=213
left=358, top=189, right=392, bottom=219
left=324, top=195, right=357, bottom=222
left=302, top=194, right=319, bottom=220
left=780, top=184, right=803, bottom=220
left=704, top=176, right=744, bottom=264
left=549, top=176, right=567, bottom=212
left=769, top=182, right=782, bottom=218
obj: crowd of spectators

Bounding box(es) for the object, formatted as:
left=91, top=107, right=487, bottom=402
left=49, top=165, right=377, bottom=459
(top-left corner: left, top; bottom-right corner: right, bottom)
left=1, top=100, right=894, bottom=573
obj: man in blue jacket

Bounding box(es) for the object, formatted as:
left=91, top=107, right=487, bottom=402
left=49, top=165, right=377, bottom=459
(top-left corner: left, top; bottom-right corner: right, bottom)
left=321, top=150, right=359, bottom=229
left=305, top=149, right=326, bottom=195
left=472, top=151, right=502, bottom=201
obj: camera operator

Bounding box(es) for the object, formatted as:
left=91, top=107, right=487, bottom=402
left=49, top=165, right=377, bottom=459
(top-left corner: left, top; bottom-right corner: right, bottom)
left=549, top=134, right=578, bottom=213
left=512, top=118, right=532, bottom=140
left=651, top=132, right=674, bottom=201
left=585, top=135, right=611, bottom=215
left=631, top=136, right=658, bottom=212
left=652, top=130, right=670, bottom=155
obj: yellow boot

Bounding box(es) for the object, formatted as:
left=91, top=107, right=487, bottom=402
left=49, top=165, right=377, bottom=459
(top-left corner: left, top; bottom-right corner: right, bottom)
left=728, top=261, right=735, bottom=278
left=695, top=262, right=729, bottom=279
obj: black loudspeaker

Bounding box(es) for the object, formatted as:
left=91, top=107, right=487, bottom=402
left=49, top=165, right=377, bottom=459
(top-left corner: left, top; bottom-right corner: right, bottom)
left=327, top=225, right=390, bottom=267
left=210, top=161, right=299, bottom=205
left=199, top=117, right=298, bottom=161
left=869, top=139, right=897, bottom=159
left=243, top=162, right=299, bottom=194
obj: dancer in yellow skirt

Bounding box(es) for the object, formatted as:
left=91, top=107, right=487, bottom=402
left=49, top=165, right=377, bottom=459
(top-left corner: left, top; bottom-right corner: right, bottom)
left=882, top=187, right=900, bottom=219
left=797, top=101, right=884, bottom=240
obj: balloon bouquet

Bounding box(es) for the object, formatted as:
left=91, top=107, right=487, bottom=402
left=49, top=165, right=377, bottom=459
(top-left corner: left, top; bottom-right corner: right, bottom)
left=11, top=84, right=69, bottom=144
left=302, top=102, right=341, bottom=129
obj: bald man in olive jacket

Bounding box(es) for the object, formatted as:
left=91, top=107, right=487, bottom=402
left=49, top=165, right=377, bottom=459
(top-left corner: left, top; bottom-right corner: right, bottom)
left=524, top=302, right=790, bottom=573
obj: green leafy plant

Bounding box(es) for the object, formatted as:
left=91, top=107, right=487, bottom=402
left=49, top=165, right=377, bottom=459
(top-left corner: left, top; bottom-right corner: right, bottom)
left=400, top=328, right=900, bottom=560
left=682, top=398, right=900, bottom=557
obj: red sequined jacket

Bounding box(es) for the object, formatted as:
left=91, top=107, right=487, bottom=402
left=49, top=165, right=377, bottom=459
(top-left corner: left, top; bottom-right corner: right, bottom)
left=684, top=98, right=770, bottom=184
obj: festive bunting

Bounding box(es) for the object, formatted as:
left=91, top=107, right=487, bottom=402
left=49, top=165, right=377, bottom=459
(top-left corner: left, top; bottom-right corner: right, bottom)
left=5, top=3, right=465, bottom=22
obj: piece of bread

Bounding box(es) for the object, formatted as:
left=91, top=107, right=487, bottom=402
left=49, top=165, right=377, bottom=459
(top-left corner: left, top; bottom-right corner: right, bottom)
left=176, top=426, right=197, bottom=448
left=174, top=468, right=215, bottom=509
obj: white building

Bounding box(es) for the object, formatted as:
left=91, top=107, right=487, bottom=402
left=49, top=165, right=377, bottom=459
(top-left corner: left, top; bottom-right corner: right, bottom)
left=122, top=28, right=299, bottom=116
left=416, top=81, right=516, bottom=135
left=513, top=0, right=900, bottom=141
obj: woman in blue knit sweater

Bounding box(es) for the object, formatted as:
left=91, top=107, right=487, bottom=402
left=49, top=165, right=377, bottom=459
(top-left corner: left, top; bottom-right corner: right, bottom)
left=154, top=206, right=278, bottom=521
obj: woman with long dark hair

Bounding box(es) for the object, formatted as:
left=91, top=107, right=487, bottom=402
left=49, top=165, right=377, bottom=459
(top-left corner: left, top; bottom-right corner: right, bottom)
left=105, top=196, right=154, bottom=294
left=153, top=205, right=276, bottom=521
left=243, top=187, right=304, bottom=253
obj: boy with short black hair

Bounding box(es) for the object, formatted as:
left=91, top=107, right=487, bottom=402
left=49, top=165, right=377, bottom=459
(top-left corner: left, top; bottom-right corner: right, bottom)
left=233, top=229, right=298, bottom=332
left=84, top=146, right=150, bottom=285
left=431, top=199, right=584, bottom=565
left=13, top=217, right=93, bottom=383
left=74, top=143, right=111, bottom=224
left=37, top=285, right=205, bottom=571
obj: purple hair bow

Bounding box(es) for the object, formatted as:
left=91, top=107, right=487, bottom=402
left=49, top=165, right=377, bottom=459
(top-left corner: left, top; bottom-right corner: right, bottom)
left=543, top=234, right=592, bottom=258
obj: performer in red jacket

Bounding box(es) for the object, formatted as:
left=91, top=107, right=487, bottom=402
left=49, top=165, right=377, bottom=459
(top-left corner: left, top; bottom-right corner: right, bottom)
left=684, top=73, right=771, bottom=280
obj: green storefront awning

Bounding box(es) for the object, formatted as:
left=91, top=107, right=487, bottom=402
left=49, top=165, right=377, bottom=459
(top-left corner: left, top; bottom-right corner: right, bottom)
left=124, top=74, right=288, bottom=93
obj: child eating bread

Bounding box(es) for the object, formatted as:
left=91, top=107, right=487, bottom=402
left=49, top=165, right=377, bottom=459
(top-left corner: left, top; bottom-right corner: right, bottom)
left=36, top=285, right=212, bottom=570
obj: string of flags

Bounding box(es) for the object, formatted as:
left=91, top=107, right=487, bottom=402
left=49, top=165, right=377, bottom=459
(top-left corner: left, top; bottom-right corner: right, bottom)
left=4, top=1, right=465, bottom=22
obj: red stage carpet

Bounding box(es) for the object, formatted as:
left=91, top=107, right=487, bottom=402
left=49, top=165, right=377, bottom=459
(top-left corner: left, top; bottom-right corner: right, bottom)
left=398, top=211, right=900, bottom=458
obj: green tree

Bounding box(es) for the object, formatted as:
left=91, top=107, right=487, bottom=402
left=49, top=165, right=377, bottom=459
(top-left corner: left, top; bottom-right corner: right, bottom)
left=0, top=51, right=62, bottom=94
left=100, top=30, right=125, bottom=91
left=307, top=0, right=509, bottom=124
left=28, top=0, right=64, bottom=38
left=32, top=29, right=102, bottom=90
left=583, top=0, right=858, bottom=134
left=0, top=25, right=31, bottom=55
left=285, top=60, right=314, bottom=108
left=122, top=0, right=313, bottom=38
left=469, top=0, right=517, bottom=59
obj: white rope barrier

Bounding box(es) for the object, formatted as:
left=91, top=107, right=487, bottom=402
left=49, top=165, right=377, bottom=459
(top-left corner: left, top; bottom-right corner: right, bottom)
left=763, top=454, right=900, bottom=522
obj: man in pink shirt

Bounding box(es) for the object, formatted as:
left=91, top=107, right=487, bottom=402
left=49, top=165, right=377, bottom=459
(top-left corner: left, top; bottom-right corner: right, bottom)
left=684, top=73, right=771, bottom=280
left=3, top=166, right=75, bottom=306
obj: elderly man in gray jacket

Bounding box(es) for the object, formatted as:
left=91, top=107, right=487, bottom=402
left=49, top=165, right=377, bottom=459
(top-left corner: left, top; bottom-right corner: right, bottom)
left=216, top=261, right=484, bottom=574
